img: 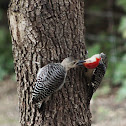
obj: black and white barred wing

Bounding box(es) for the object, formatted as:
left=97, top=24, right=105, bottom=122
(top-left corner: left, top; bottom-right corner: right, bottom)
left=91, top=62, right=107, bottom=93
left=32, top=64, right=66, bottom=104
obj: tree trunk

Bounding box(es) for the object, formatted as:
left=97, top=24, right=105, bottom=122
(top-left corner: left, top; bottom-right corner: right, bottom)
left=8, top=0, right=92, bottom=125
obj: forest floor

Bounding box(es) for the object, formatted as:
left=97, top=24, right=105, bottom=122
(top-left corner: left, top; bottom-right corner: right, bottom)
left=0, top=79, right=126, bottom=126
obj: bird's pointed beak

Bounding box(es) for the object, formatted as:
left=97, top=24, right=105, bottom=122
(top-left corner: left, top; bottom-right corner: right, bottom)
left=76, top=60, right=86, bottom=66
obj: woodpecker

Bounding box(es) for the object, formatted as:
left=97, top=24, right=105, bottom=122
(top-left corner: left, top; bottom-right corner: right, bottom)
left=77, top=53, right=107, bottom=92
left=90, top=53, right=107, bottom=92
left=32, top=57, right=80, bottom=108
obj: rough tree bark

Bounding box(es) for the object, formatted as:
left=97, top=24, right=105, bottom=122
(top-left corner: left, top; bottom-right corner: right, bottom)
left=8, top=0, right=92, bottom=126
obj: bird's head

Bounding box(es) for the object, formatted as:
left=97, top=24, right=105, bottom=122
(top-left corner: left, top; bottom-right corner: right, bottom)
left=77, top=53, right=102, bottom=69
left=61, top=57, right=79, bottom=71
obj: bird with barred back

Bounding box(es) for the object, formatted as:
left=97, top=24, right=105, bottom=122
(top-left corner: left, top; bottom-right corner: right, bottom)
left=32, top=57, right=83, bottom=109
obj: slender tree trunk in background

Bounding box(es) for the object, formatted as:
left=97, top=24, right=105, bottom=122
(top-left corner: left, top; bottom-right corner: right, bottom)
left=8, top=0, right=92, bottom=125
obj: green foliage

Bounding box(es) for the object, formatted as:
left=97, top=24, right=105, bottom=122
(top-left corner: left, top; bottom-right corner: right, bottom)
left=0, top=3, right=14, bottom=80
left=116, top=0, right=126, bottom=38
left=0, top=66, right=7, bottom=81
left=115, top=0, right=126, bottom=101
left=116, top=0, right=126, bottom=11
left=87, top=44, right=100, bottom=57
left=118, top=16, right=126, bottom=39
left=116, top=81, right=126, bottom=102
left=113, top=55, right=126, bottom=101
left=113, top=55, right=126, bottom=84
left=0, top=26, right=14, bottom=80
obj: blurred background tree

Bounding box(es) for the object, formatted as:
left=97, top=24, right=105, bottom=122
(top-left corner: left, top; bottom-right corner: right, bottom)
left=0, top=0, right=14, bottom=80
left=0, top=0, right=126, bottom=100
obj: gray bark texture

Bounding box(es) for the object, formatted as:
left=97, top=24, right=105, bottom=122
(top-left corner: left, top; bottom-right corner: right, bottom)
left=8, top=0, right=92, bottom=126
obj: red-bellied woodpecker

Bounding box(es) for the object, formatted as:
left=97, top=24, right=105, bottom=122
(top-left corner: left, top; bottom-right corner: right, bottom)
left=77, top=53, right=107, bottom=92
left=77, top=53, right=107, bottom=105
left=90, top=53, right=107, bottom=92
left=32, top=57, right=81, bottom=109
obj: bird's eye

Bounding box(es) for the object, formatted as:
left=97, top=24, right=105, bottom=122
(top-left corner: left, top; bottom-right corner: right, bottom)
left=73, top=61, right=76, bottom=64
